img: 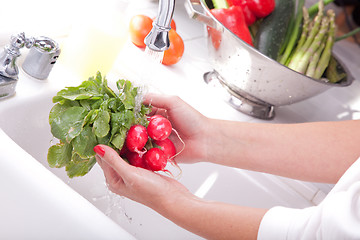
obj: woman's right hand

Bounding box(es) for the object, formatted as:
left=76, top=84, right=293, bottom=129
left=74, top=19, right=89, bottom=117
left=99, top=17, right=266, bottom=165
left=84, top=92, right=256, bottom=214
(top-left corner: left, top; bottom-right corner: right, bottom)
left=143, top=93, right=211, bottom=164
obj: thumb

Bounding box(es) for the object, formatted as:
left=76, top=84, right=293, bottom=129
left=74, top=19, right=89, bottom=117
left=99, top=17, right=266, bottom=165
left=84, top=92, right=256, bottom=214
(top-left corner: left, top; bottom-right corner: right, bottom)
left=94, top=144, right=130, bottom=175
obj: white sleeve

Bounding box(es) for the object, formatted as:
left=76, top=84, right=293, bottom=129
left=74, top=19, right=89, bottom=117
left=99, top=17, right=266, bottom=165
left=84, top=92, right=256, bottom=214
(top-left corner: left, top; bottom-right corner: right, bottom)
left=257, top=181, right=360, bottom=240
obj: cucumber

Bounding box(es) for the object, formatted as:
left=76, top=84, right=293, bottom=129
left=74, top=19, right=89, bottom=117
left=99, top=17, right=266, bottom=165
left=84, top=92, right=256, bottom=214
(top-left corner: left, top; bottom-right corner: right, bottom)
left=211, top=0, right=228, bottom=9
left=254, top=0, right=295, bottom=60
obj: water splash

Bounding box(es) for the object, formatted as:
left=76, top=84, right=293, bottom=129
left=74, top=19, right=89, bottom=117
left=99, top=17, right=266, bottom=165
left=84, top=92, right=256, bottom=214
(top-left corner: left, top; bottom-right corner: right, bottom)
left=91, top=182, right=133, bottom=223
left=133, top=47, right=164, bottom=114
left=145, top=47, right=164, bottom=64
left=134, top=85, right=148, bottom=114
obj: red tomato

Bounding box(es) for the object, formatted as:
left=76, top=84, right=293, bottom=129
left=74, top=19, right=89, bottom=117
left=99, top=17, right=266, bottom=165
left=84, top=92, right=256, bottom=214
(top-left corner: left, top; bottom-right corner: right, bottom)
left=162, top=29, right=184, bottom=66
left=170, top=19, right=177, bottom=31
left=129, top=15, right=153, bottom=48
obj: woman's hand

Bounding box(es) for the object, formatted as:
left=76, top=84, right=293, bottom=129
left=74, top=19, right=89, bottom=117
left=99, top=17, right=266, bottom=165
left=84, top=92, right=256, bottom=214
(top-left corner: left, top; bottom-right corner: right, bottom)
left=143, top=93, right=211, bottom=164
left=94, top=144, right=191, bottom=210
left=95, top=145, right=265, bottom=240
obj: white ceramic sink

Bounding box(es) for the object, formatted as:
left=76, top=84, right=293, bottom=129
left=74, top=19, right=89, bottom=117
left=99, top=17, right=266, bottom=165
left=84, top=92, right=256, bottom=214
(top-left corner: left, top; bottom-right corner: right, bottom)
left=0, top=66, right=315, bottom=239
left=1, top=0, right=359, bottom=238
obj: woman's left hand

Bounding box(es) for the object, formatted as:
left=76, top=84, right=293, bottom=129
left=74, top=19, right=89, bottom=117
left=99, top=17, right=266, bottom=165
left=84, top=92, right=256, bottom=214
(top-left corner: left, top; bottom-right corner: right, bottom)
left=94, top=144, right=191, bottom=210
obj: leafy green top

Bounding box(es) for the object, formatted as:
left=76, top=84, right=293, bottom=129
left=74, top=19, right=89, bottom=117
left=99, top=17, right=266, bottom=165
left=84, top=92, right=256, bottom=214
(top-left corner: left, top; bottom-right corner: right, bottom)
left=47, top=72, right=151, bottom=178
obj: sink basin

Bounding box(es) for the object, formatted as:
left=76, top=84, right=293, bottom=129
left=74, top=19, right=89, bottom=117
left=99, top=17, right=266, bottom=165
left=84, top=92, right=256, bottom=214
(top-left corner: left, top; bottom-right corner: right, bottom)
left=0, top=68, right=314, bottom=239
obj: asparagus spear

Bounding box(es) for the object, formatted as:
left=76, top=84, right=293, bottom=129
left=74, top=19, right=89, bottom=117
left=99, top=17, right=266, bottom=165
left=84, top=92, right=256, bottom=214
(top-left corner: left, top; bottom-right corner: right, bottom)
left=287, top=0, right=324, bottom=70
left=325, top=56, right=347, bottom=83
left=314, top=9, right=336, bottom=79
left=308, top=0, right=334, bottom=18
left=305, top=38, right=326, bottom=77
left=293, top=7, right=310, bottom=54
left=289, top=14, right=329, bottom=74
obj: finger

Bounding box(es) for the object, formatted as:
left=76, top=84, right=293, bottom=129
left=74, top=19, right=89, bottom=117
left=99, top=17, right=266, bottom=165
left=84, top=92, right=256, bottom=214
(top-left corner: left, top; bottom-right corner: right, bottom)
left=143, top=93, right=182, bottom=110
left=94, top=144, right=130, bottom=177
left=103, top=160, right=125, bottom=188
left=96, top=153, right=126, bottom=192
left=148, top=107, right=168, bottom=119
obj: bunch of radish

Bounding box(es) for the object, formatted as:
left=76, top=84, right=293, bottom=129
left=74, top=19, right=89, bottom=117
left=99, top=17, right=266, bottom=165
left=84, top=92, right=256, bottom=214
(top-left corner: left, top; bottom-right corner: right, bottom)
left=121, top=115, right=176, bottom=171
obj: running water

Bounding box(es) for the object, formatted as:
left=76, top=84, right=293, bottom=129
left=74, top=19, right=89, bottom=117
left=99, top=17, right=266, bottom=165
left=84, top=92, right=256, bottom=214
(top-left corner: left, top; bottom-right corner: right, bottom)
left=144, top=47, right=164, bottom=64
left=133, top=47, right=165, bottom=113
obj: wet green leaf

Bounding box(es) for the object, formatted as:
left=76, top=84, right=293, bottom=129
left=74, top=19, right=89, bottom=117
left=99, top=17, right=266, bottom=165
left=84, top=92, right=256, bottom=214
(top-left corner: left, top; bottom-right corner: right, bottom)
left=72, top=126, right=97, bottom=158
left=47, top=142, right=72, bottom=168
left=50, top=107, right=87, bottom=143
left=111, top=128, right=127, bottom=149
left=66, top=156, right=97, bottom=178
left=93, top=109, right=110, bottom=138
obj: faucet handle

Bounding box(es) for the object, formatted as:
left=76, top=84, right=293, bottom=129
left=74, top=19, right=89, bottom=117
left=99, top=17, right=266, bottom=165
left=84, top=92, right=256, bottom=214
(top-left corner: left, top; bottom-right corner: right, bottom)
left=0, top=33, right=36, bottom=80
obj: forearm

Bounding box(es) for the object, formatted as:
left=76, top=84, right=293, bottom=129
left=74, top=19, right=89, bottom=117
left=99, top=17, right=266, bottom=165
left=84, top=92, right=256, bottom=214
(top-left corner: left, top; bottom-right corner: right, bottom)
left=205, top=119, right=360, bottom=183
left=156, top=193, right=266, bottom=240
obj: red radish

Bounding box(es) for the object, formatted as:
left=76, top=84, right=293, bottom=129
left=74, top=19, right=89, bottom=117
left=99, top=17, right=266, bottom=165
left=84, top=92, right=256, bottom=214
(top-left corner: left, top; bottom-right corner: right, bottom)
left=147, top=115, right=172, bottom=141
left=119, top=145, right=129, bottom=158
left=154, top=138, right=176, bottom=160
left=126, top=125, right=148, bottom=152
left=144, top=148, right=167, bottom=171
left=147, top=114, right=163, bottom=122
left=126, top=151, right=148, bottom=169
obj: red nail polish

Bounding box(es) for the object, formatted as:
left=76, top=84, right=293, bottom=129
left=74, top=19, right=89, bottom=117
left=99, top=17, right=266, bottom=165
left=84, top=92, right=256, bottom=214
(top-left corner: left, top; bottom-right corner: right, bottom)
left=93, top=145, right=105, bottom=157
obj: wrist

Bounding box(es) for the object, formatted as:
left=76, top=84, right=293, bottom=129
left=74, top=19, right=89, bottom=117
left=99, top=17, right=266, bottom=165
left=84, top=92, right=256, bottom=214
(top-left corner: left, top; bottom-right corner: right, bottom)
left=157, top=190, right=202, bottom=224
left=202, top=118, right=227, bottom=164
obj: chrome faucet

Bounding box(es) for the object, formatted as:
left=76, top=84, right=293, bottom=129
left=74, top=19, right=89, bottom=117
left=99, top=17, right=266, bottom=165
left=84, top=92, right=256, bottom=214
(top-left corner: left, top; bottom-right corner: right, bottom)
left=144, top=0, right=176, bottom=52
left=0, top=33, right=60, bottom=99
left=0, top=33, right=31, bottom=99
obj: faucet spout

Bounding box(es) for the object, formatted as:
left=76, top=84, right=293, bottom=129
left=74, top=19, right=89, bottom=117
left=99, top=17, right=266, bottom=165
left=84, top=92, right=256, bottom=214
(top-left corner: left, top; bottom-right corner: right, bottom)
left=144, top=0, right=175, bottom=52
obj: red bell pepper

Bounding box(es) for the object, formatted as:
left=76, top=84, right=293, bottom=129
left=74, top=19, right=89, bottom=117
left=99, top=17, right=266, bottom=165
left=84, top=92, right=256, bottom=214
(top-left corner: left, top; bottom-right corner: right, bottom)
left=227, top=0, right=275, bottom=23
left=226, top=0, right=257, bottom=25
left=210, top=6, right=253, bottom=46
left=247, top=0, right=275, bottom=18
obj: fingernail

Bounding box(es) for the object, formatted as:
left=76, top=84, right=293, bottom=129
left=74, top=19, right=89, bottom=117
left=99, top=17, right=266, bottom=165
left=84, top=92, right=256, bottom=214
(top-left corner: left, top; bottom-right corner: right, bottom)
left=93, top=145, right=105, bottom=157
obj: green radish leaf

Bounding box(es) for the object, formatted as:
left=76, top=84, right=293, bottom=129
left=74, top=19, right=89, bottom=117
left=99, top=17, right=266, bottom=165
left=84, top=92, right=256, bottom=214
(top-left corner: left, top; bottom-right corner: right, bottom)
left=50, top=107, right=87, bottom=143
left=97, top=134, right=111, bottom=145
left=93, top=109, right=110, bottom=138
left=66, top=156, right=97, bottom=178
left=117, top=80, right=135, bottom=109
left=111, top=128, right=127, bottom=149
left=72, top=126, right=98, bottom=158
left=49, top=103, right=70, bottom=125
left=111, top=110, right=135, bottom=130
left=47, top=142, right=72, bottom=168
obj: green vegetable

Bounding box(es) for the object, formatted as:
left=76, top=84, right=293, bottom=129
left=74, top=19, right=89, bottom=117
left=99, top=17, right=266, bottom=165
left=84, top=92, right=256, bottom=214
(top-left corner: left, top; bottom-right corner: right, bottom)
left=313, top=9, right=336, bottom=79
left=211, top=0, right=228, bottom=9
left=335, top=27, right=360, bottom=42
left=285, top=0, right=341, bottom=80
left=278, top=0, right=305, bottom=65
left=288, top=2, right=327, bottom=74
left=47, top=72, right=151, bottom=178
left=325, top=56, right=347, bottom=83
left=254, top=0, right=295, bottom=60
left=308, top=0, right=334, bottom=18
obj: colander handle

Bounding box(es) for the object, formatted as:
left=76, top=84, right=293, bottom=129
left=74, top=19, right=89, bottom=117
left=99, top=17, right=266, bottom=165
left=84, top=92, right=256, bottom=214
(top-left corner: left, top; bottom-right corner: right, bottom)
left=184, top=0, right=217, bottom=28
